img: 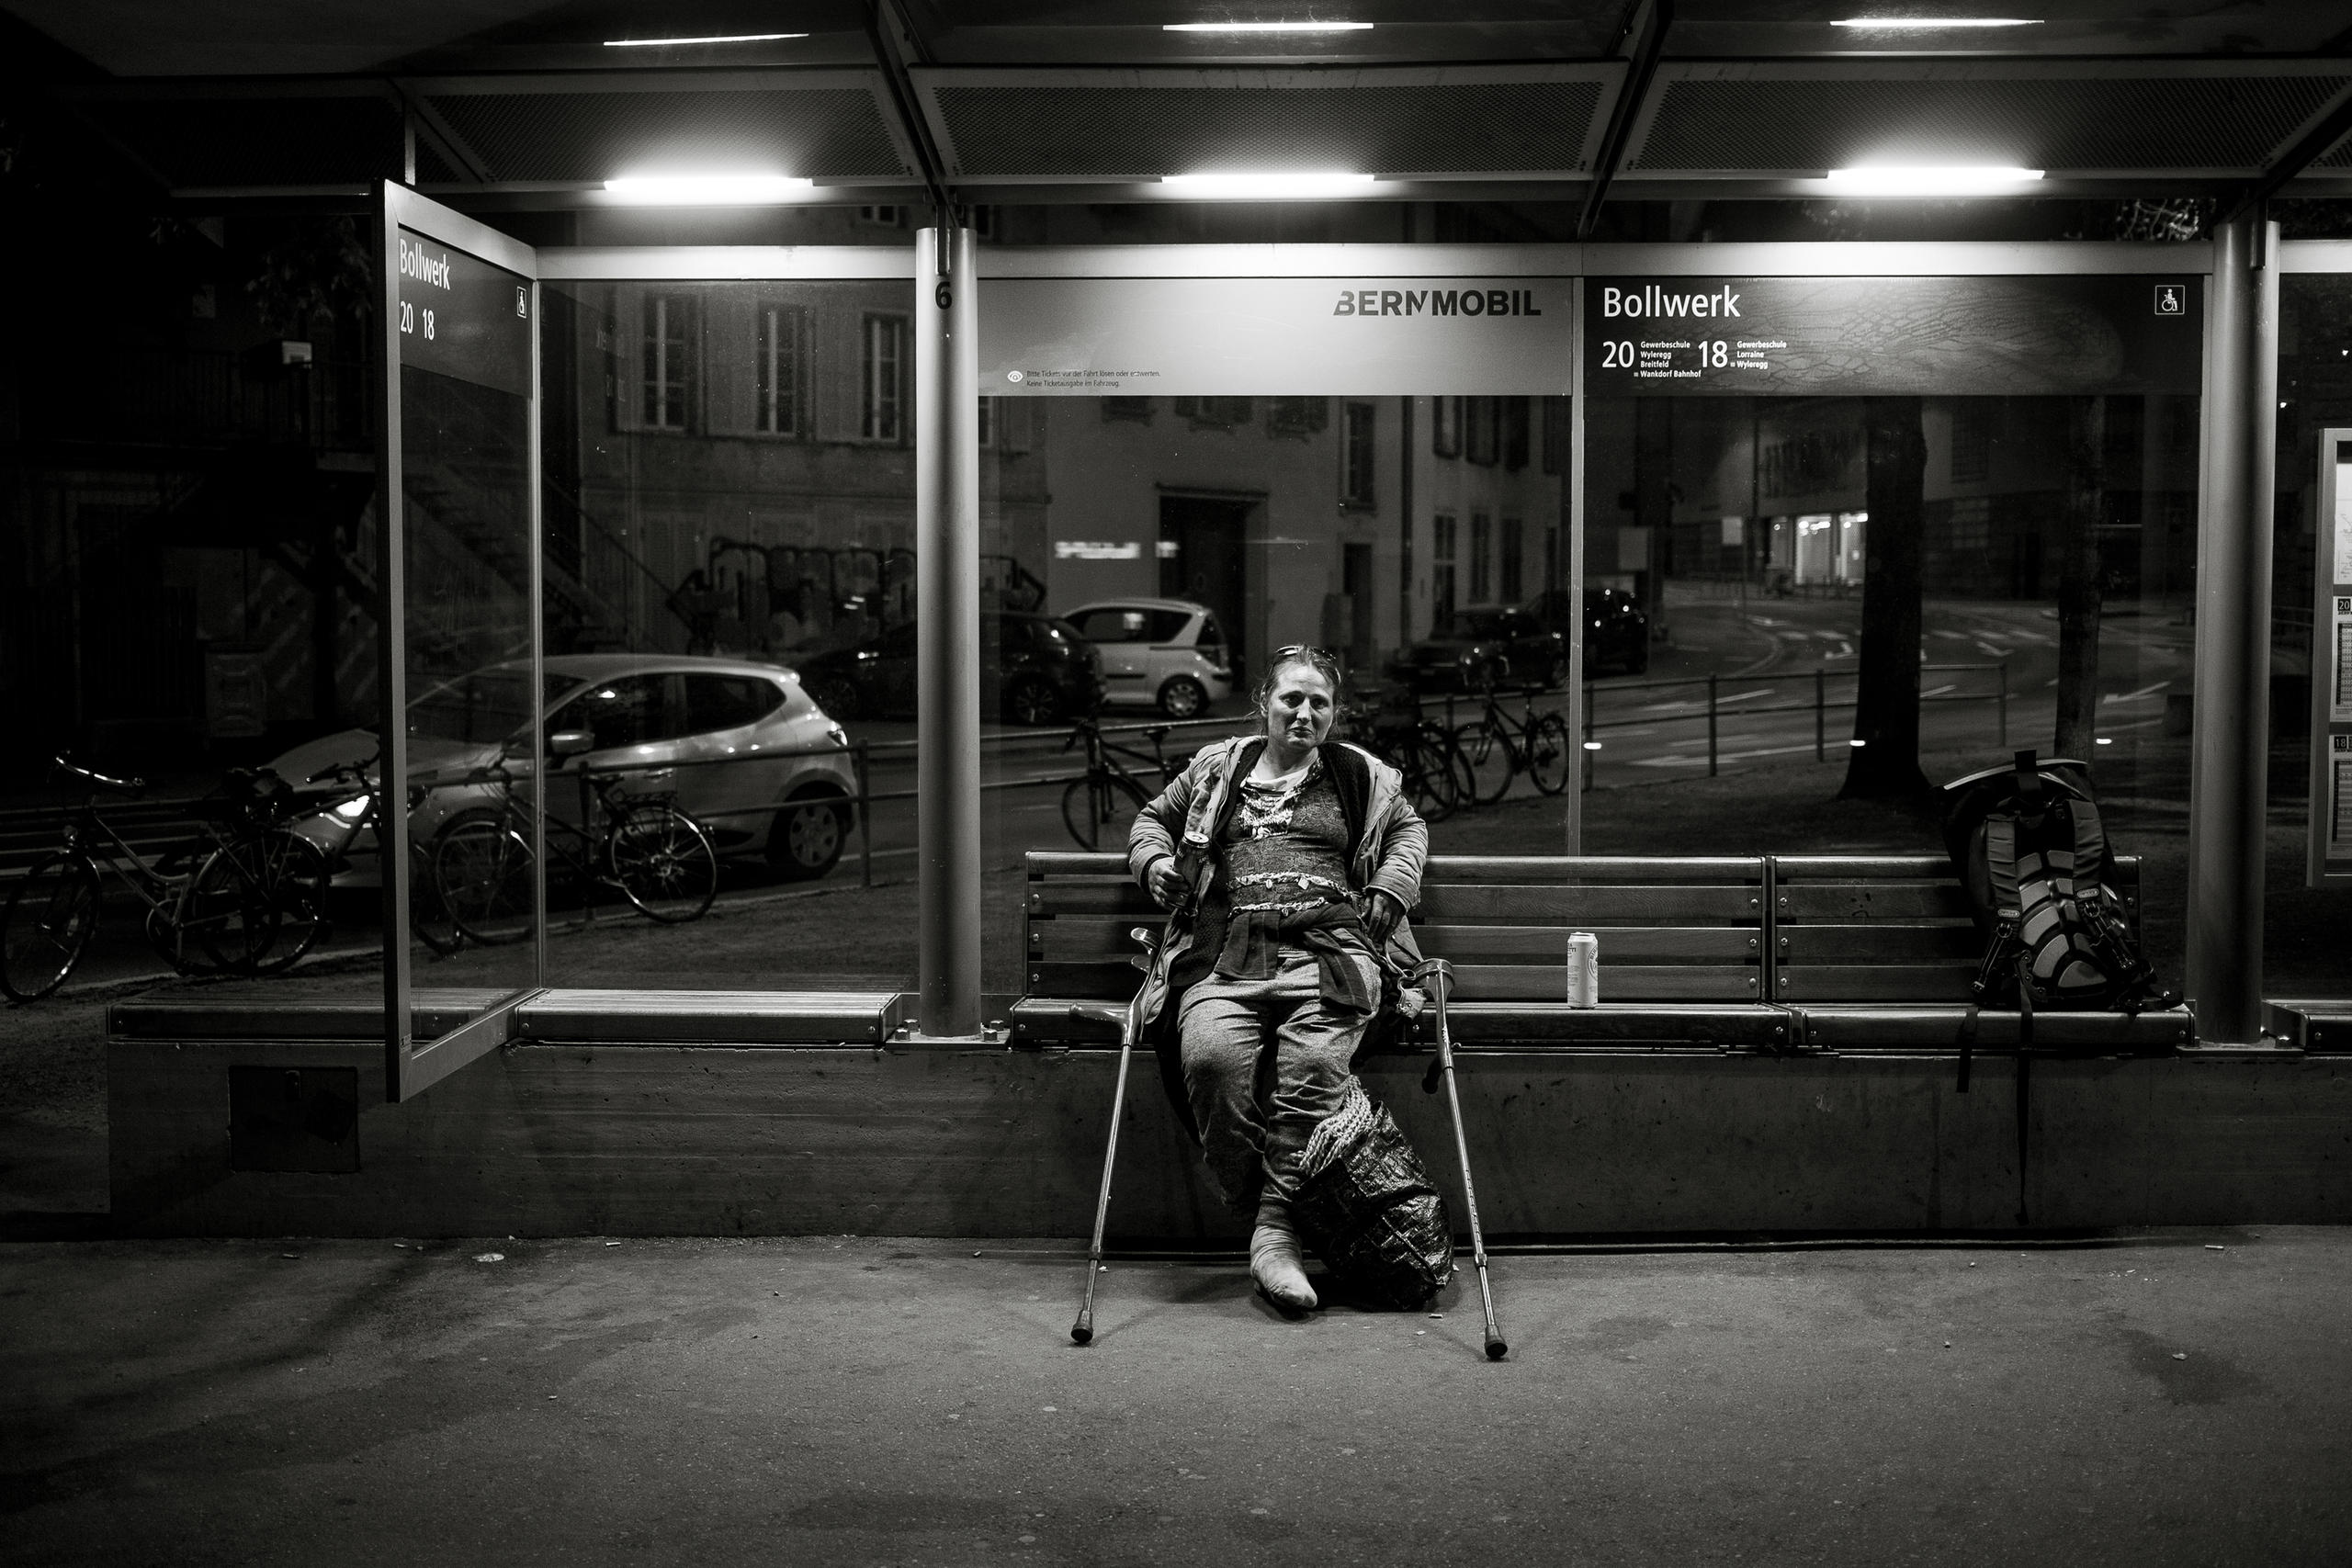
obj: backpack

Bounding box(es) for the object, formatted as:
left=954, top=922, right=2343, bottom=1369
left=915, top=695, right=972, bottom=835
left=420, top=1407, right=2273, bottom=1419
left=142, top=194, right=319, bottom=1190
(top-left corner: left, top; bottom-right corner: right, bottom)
left=1940, top=750, right=2177, bottom=1223
left=1942, top=749, right=2163, bottom=1023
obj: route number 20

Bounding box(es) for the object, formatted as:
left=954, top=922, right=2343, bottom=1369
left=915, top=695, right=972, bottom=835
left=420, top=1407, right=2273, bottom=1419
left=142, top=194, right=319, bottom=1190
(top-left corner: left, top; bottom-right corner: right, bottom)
left=1600, top=340, right=1634, bottom=367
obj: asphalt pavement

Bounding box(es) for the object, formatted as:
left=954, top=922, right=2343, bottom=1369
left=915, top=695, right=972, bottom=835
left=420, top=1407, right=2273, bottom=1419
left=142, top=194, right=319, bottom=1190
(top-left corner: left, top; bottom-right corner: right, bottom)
left=2, top=1228, right=2346, bottom=1567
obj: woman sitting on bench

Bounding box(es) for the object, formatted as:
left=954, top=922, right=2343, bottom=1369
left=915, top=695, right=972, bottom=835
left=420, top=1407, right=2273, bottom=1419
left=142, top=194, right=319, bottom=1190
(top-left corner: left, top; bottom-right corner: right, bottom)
left=1129, top=646, right=1428, bottom=1313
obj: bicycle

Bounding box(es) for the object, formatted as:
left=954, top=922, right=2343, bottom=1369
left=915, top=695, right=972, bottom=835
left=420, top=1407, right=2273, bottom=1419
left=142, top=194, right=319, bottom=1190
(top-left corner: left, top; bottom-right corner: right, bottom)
left=0, top=759, right=289, bottom=1000
left=430, top=751, right=719, bottom=946
left=278, top=757, right=464, bottom=960
left=1451, top=685, right=1574, bottom=805
left=1340, top=684, right=1472, bottom=823
left=1059, top=716, right=1178, bottom=852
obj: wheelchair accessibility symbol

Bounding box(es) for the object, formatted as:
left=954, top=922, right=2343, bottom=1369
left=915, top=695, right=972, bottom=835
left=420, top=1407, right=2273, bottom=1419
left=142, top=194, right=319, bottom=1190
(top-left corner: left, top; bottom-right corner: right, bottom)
left=2153, top=284, right=2186, bottom=316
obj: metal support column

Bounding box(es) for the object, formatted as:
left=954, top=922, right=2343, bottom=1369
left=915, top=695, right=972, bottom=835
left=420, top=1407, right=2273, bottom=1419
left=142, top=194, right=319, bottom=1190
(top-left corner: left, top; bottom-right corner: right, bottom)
left=2185, top=216, right=2279, bottom=1044
left=915, top=223, right=983, bottom=1038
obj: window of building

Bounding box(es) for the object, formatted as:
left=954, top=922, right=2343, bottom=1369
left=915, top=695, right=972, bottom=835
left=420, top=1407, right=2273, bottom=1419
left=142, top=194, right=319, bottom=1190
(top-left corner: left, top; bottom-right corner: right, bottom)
left=1432, top=396, right=1462, bottom=458
left=1502, top=397, right=1531, bottom=471
left=1432, top=513, right=1458, bottom=629
left=1102, top=397, right=1155, bottom=423
left=1265, top=396, right=1329, bottom=439
left=1470, top=513, right=1493, bottom=602
left=1500, top=516, right=1524, bottom=603
left=642, top=293, right=695, bottom=431
left=1951, top=400, right=1992, bottom=485
left=1542, top=397, right=1568, bottom=476
left=1543, top=522, right=1560, bottom=592
left=858, top=205, right=905, bottom=228
left=862, top=314, right=909, bottom=442
left=755, top=301, right=807, bottom=436
left=1465, top=397, right=1499, bottom=466
left=978, top=396, right=995, bottom=449
left=1342, top=402, right=1376, bottom=508
left=1174, top=396, right=1252, bottom=428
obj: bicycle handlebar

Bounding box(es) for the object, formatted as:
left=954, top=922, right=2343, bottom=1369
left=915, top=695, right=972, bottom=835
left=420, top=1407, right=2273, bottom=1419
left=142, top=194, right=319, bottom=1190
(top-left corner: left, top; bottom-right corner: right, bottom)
left=53, top=756, right=146, bottom=795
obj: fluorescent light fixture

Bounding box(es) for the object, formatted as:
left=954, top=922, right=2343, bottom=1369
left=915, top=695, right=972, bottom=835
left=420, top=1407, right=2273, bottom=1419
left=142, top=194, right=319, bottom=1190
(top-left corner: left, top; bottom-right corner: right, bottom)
left=1824, top=164, right=2044, bottom=195
left=1831, top=16, right=2041, bottom=27
left=605, top=32, right=808, bottom=47
left=1161, top=172, right=1378, bottom=198
left=604, top=174, right=814, bottom=204
left=1164, top=20, right=1374, bottom=31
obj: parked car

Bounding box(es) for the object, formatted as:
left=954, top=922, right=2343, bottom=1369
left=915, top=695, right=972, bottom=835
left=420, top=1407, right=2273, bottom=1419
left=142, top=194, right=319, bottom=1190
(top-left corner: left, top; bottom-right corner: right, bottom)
left=267, top=653, right=861, bottom=886
left=1060, top=598, right=1237, bottom=719
left=1386, top=606, right=1567, bottom=693
left=1521, top=587, right=1651, bottom=675
left=790, top=612, right=1106, bottom=726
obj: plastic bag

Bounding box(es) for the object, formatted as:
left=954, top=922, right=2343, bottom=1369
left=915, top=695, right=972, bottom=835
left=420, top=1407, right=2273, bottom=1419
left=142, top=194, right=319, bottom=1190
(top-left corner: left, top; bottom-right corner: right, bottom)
left=1292, top=1082, right=1455, bottom=1310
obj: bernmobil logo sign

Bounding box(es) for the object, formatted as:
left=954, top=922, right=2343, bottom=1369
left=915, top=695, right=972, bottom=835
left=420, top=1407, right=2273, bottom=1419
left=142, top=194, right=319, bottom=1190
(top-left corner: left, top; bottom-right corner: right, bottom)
left=1333, top=287, right=1543, bottom=317
left=1600, top=284, right=1740, bottom=319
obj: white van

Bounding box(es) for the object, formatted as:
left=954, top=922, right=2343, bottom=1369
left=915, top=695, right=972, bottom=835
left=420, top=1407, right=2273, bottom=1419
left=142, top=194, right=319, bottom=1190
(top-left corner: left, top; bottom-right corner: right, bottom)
left=1061, top=599, right=1237, bottom=718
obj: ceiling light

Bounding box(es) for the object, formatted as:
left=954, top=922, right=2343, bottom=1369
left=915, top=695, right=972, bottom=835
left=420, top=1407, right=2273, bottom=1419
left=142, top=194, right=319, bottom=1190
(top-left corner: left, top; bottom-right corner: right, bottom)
left=1160, top=172, right=1378, bottom=198
left=1164, top=20, right=1374, bottom=31
left=1824, top=164, right=2044, bottom=195
left=1831, top=17, right=2041, bottom=28
left=604, top=174, right=814, bottom=204
left=605, top=32, right=808, bottom=47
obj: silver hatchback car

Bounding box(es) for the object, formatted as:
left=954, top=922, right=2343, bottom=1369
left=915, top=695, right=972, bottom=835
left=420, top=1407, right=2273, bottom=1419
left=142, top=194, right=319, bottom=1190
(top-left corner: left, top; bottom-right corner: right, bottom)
left=1061, top=598, right=1237, bottom=718
left=268, top=653, right=861, bottom=886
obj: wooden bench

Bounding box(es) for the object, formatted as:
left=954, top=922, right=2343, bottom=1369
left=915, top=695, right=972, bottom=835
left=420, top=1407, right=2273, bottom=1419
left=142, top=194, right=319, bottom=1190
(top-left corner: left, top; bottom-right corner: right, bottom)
left=1014, top=851, right=2192, bottom=1055
left=1014, top=852, right=1792, bottom=1051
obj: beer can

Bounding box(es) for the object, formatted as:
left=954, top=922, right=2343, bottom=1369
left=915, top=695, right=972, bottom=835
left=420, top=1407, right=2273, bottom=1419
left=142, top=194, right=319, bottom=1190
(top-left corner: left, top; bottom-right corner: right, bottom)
left=1567, top=931, right=1599, bottom=1008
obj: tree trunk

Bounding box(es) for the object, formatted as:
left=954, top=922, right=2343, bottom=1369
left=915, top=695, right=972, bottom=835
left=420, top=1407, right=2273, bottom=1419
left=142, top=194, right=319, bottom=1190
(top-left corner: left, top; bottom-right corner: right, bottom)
left=2052, top=396, right=2106, bottom=758
left=1839, top=397, right=1931, bottom=799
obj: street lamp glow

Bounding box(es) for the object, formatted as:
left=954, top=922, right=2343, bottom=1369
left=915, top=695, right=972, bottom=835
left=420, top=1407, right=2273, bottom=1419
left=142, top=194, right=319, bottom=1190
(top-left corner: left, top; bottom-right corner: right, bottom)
left=604, top=32, right=808, bottom=46
left=604, top=174, right=815, bottom=204
left=1160, top=172, right=1378, bottom=198
left=1831, top=17, right=2041, bottom=28
left=1823, top=164, right=2044, bottom=196
left=1164, top=20, right=1374, bottom=31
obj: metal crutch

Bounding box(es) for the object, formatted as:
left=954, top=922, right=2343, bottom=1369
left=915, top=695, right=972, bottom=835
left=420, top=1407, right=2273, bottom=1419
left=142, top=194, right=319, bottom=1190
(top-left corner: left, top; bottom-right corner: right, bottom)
left=1070, top=926, right=1159, bottom=1345
left=1417, top=957, right=1507, bottom=1360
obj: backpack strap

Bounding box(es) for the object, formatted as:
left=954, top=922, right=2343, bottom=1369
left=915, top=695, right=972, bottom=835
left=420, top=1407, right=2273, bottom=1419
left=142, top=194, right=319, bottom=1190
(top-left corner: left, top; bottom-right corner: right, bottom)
left=1984, top=815, right=2022, bottom=919
left=2014, top=951, right=2035, bottom=1226
left=2069, top=797, right=2109, bottom=893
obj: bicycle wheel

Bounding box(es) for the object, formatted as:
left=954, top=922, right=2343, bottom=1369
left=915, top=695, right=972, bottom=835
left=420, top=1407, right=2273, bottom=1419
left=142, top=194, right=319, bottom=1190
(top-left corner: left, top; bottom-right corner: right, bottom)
left=1454, top=720, right=1516, bottom=806
left=1394, top=729, right=1456, bottom=823
left=1419, top=722, right=1476, bottom=817
left=193, top=830, right=331, bottom=975
left=409, top=842, right=463, bottom=956
left=184, top=840, right=289, bottom=975
left=1526, top=712, right=1573, bottom=796
left=1, top=852, right=101, bottom=1001
left=608, top=807, right=718, bottom=923
left=1061, top=773, right=1148, bottom=852
left=432, top=815, right=536, bottom=945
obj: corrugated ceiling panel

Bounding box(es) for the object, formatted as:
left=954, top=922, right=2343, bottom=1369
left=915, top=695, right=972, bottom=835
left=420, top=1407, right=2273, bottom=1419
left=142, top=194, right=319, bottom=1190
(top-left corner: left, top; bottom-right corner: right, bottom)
left=426, top=88, right=909, bottom=183
left=934, top=82, right=1601, bottom=177
left=1634, top=75, right=2350, bottom=173
left=86, top=98, right=399, bottom=187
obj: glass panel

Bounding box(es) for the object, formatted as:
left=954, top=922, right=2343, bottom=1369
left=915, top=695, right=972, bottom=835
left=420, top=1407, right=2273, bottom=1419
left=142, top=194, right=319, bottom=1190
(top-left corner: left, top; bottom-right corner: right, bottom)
left=2273, top=273, right=2352, bottom=996
left=1581, top=272, right=2203, bottom=987
left=394, top=227, right=538, bottom=1033
left=535, top=278, right=947, bottom=998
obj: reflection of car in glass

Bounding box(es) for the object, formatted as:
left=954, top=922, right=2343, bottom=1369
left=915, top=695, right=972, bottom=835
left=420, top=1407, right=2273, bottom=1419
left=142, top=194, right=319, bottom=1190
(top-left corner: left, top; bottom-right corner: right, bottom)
left=266, top=654, right=861, bottom=886
left=790, top=612, right=1106, bottom=726
left=1387, top=606, right=1567, bottom=693
left=1521, top=587, right=1651, bottom=675
left=1060, top=598, right=1236, bottom=719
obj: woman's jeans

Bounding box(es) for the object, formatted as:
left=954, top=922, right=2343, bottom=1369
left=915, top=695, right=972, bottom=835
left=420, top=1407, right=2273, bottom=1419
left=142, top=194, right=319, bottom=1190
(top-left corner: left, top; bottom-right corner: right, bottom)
left=1177, top=948, right=1371, bottom=1219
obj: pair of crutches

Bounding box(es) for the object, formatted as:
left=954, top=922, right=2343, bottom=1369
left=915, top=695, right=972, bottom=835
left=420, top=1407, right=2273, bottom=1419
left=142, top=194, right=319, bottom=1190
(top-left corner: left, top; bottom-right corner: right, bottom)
left=1069, top=934, right=1506, bottom=1361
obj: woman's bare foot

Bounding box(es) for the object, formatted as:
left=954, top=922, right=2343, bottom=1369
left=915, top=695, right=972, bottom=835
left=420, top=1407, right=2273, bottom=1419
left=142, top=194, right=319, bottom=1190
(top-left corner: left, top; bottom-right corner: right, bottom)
left=1250, top=1208, right=1317, bottom=1313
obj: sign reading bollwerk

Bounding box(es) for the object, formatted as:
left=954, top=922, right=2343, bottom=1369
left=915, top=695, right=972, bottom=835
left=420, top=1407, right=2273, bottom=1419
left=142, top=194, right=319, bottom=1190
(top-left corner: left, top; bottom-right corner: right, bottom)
left=1583, top=275, right=2203, bottom=398
left=982, top=277, right=1573, bottom=395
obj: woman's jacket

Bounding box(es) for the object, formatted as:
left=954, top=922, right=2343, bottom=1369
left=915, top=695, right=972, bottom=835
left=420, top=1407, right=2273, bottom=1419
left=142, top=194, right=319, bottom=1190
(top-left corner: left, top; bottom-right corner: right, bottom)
left=1126, top=735, right=1429, bottom=1124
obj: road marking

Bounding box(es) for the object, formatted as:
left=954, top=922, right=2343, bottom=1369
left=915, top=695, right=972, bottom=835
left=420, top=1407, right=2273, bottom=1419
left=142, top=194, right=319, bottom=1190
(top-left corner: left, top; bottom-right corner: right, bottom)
left=2100, top=682, right=2168, bottom=705
left=1921, top=683, right=1957, bottom=698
